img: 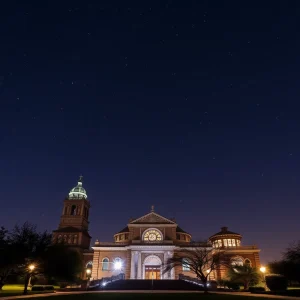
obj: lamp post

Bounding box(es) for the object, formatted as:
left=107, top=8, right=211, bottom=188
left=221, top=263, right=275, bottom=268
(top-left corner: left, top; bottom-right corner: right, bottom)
left=28, top=264, right=35, bottom=287
left=23, top=264, right=35, bottom=295
left=260, top=266, right=267, bottom=290
left=86, top=269, right=92, bottom=290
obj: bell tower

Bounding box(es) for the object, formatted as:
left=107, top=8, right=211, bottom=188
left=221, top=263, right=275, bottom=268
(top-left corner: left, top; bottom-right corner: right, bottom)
left=52, top=176, right=91, bottom=249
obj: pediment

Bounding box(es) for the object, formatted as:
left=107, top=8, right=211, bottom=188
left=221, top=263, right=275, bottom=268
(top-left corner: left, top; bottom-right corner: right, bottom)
left=130, top=212, right=176, bottom=225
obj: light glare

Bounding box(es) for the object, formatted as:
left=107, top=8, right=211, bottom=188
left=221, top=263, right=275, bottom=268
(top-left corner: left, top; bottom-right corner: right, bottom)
left=29, top=264, right=35, bottom=271
left=260, top=266, right=266, bottom=273
left=114, top=261, right=122, bottom=270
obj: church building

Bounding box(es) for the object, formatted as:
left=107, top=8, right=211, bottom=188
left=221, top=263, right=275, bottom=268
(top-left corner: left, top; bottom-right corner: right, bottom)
left=53, top=177, right=261, bottom=281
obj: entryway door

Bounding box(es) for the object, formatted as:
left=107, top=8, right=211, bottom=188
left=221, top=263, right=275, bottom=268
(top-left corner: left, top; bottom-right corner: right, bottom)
left=145, top=266, right=161, bottom=279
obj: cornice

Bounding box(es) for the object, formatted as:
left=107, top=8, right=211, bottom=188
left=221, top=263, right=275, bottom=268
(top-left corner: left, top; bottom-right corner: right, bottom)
left=128, top=224, right=177, bottom=228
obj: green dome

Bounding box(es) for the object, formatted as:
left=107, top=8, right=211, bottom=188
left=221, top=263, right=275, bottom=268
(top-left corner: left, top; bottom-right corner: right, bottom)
left=68, top=176, right=87, bottom=199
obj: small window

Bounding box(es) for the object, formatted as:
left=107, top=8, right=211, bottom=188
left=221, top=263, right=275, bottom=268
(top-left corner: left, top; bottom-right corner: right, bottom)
left=223, top=239, right=227, bottom=247
left=217, top=240, right=222, bottom=247
left=244, top=259, right=251, bottom=266
left=232, top=239, right=236, bottom=246
left=102, top=258, right=109, bottom=271
left=71, top=205, right=77, bottom=216
left=63, top=235, right=67, bottom=243
left=73, top=235, right=78, bottom=244
left=236, top=240, right=241, bottom=246
left=182, top=258, right=190, bottom=271
left=58, top=235, right=62, bottom=243
left=176, top=234, right=180, bottom=240
left=227, top=239, right=232, bottom=247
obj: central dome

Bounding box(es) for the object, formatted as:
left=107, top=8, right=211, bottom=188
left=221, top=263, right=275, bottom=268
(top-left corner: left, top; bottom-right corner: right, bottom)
left=68, top=176, right=87, bottom=199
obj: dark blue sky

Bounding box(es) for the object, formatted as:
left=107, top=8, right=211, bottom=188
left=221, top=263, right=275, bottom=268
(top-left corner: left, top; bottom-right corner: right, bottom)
left=1, top=1, right=300, bottom=263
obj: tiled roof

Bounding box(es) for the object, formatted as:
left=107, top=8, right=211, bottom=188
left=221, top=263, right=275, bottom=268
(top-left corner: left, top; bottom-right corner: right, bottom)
left=209, top=227, right=241, bottom=239
left=176, top=226, right=189, bottom=234
left=116, top=226, right=129, bottom=234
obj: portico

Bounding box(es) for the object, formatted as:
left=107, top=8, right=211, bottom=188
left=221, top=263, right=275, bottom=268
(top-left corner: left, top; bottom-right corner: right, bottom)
left=129, top=246, right=175, bottom=279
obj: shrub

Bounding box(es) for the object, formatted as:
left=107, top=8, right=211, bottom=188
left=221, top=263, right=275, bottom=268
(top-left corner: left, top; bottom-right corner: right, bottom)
left=31, top=285, right=44, bottom=291
left=266, top=275, right=288, bottom=291
left=217, top=279, right=227, bottom=288
left=208, top=281, right=218, bottom=291
left=44, top=285, right=54, bottom=291
left=249, top=287, right=265, bottom=293
left=226, top=281, right=241, bottom=290
left=31, top=285, right=54, bottom=291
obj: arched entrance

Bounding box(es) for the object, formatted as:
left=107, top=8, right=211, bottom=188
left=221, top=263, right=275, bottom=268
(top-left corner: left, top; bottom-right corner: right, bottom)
left=143, top=255, right=162, bottom=280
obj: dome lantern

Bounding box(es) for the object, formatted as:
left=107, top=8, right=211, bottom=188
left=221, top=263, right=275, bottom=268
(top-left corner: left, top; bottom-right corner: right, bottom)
left=68, top=176, right=88, bottom=199
left=209, top=226, right=242, bottom=248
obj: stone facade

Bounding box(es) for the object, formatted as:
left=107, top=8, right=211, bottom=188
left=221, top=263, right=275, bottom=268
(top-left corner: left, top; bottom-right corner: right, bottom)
left=53, top=178, right=261, bottom=281
left=91, top=209, right=261, bottom=281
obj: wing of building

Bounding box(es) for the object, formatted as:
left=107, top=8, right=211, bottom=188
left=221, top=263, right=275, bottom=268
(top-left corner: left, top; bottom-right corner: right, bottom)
left=53, top=177, right=261, bottom=281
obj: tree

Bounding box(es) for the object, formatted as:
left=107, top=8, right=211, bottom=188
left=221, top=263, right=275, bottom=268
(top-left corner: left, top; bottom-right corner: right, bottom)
left=227, top=265, right=261, bottom=290
left=42, top=245, right=83, bottom=283
left=9, top=222, right=52, bottom=295
left=163, top=246, right=227, bottom=293
left=284, top=241, right=300, bottom=263
left=0, top=222, right=51, bottom=293
left=268, top=241, right=300, bottom=285
left=0, top=227, right=11, bottom=290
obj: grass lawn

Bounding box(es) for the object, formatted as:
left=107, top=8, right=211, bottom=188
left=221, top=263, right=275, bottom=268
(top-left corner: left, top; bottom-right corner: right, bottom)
left=1, top=284, right=24, bottom=291
left=0, top=293, right=279, bottom=300
left=0, top=284, right=58, bottom=297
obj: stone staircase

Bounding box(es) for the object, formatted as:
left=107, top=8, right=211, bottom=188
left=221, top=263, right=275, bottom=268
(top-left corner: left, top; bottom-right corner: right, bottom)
left=94, top=279, right=204, bottom=291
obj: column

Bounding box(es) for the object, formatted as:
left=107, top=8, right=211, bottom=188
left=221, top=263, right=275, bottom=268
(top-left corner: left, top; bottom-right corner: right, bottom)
left=171, top=267, right=175, bottom=279
left=169, top=251, right=175, bottom=279
left=130, top=251, right=136, bottom=279
left=137, top=252, right=142, bottom=279
left=163, top=252, right=168, bottom=279
left=91, top=250, right=100, bottom=279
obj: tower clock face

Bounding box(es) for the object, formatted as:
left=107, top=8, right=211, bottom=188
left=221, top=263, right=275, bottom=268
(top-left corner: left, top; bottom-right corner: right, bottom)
left=143, top=229, right=162, bottom=241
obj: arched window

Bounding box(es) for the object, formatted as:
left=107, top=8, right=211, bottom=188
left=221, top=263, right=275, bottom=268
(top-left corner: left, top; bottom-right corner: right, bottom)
left=63, top=235, right=67, bottom=243
left=73, top=235, right=78, bottom=244
left=231, top=257, right=244, bottom=266
left=143, top=228, right=163, bottom=241
left=86, top=261, right=93, bottom=269
left=58, top=235, right=62, bottom=243
left=244, top=259, right=252, bottom=266
left=71, top=205, right=77, bottom=216
left=182, top=258, right=190, bottom=271
left=102, top=258, right=109, bottom=271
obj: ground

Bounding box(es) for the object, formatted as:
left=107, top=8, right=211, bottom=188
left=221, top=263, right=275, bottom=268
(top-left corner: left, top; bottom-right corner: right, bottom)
left=49, top=295, right=273, bottom=300
left=0, top=293, right=286, bottom=300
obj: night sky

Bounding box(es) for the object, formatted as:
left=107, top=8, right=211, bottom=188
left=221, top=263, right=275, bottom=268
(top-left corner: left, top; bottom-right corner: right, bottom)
left=1, top=1, right=299, bottom=264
